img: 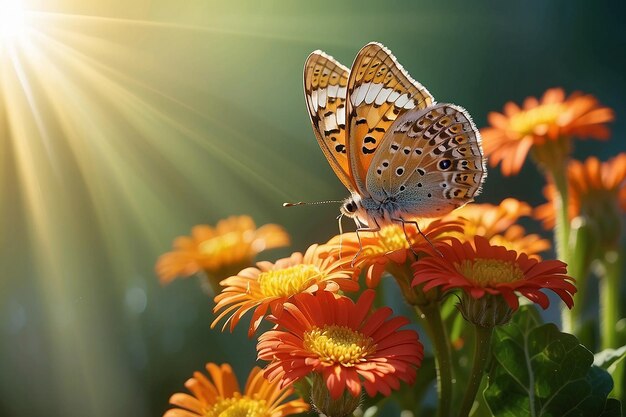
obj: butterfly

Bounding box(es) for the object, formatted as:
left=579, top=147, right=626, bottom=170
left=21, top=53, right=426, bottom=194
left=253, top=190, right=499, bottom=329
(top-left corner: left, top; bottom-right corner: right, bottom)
left=303, top=42, right=486, bottom=234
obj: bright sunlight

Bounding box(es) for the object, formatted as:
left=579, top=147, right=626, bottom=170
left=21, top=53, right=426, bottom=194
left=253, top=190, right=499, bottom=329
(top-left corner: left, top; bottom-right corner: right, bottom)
left=0, top=0, right=26, bottom=43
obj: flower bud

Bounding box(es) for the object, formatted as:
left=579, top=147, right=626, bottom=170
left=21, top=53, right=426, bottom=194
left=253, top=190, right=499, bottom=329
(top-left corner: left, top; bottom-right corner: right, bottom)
left=457, top=293, right=514, bottom=327
left=311, top=373, right=361, bottom=417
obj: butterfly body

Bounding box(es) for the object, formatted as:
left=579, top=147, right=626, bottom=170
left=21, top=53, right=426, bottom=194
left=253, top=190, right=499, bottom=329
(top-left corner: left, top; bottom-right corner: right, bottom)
left=340, top=193, right=398, bottom=227
left=305, top=43, right=486, bottom=231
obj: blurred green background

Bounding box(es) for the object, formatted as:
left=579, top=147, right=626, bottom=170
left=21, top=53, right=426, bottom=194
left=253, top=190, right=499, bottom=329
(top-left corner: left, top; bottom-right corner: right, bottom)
left=0, top=1, right=624, bottom=416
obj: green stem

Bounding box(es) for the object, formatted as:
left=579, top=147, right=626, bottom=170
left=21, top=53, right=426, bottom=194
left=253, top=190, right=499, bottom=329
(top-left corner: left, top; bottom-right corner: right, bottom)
left=550, top=163, right=571, bottom=264
left=549, top=164, right=574, bottom=334
left=198, top=271, right=219, bottom=296
left=458, top=325, right=493, bottom=417
left=600, top=250, right=622, bottom=349
left=561, top=217, right=593, bottom=340
left=387, top=260, right=453, bottom=417
left=418, top=303, right=454, bottom=417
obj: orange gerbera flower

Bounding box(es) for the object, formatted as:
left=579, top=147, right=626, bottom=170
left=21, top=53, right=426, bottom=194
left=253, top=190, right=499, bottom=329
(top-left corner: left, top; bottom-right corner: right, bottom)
left=482, top=88, right=614, bottom=175
left=212, top=244, right=359, bottom=336
left=487, top=225, right=551, bottom=259
left=322, top=219, right=462, bottom=287
left=257, top=290, right=423, bottom=399
left=412, top=236, right=575, bottom=311
left=535, top=154, right=626, bottom=246
left=445, top=198, right=550, bottom=258
left=536, top=154, right=626, bottom=227
left=164, top=363, right=308, bottom=417
left=156, top=215, right=289, bottom=288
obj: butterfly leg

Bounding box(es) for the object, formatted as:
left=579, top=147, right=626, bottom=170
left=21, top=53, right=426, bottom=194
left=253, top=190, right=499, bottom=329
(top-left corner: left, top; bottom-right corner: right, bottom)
left=391, top=217, right=419, bottom=256
left=391, top=217, right=443, bottom=257
left=352, top=218, right=381, bottom=267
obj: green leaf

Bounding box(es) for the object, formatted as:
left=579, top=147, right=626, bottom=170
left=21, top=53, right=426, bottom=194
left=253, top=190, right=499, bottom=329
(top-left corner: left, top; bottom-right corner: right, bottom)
left=485, top=320, right=617, bottom=417
left=599, top=398, right=622, bottom=417
left=595, top=345, right=626, bottom=404
left=594, top=345, right=626, bottom=370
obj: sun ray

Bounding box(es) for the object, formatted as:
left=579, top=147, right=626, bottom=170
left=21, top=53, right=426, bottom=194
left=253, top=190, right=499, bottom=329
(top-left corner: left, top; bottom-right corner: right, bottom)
left=32, top=25, right=330, bottom=200
left=0, top=4, right=342, bottom=416
left=30, top=9, right=329, bottom=45
left=1, top=43, right=133, bottom=416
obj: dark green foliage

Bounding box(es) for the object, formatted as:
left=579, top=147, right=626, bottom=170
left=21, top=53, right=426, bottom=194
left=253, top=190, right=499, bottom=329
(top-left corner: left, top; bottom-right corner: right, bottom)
left=484, top=308, right=620, bottom=417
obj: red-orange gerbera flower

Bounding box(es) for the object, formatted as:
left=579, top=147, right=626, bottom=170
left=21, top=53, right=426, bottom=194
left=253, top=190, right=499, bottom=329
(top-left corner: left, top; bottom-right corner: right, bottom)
left=482, top=88, right=614, bottom=175
left=164, top=363, right=308, bottom=417
left=156, top=215, right=289, bottom=288
left=413, top=236, right=575, bottom=311
left=535, top=153, right=626, bottom=247
left=322, top=219, right=462, bottom=287
left=445, top=198, right=550, bottom=258
left=212, top=244, right=359, bottom=336
left=257, top=290, right=423, bottom=399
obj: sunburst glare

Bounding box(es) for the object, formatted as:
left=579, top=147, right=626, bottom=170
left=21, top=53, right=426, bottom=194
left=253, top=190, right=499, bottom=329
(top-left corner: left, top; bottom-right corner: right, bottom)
left=0, top=3, right=324, bottom=416
left=0, top=0, right=26, bottom=43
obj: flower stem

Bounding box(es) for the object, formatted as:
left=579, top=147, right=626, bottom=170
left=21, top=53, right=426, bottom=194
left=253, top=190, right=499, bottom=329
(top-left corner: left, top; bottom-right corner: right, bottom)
left=600, top=250, right=622, bottom=349
left=549, top=162, right=571, bottom=264
left=548, top=163, right=574, bottom=333
left=198, top=272, right=219, bottom=296
left=561, top=217, right=593, bottom=339
left=458, top=325, right=493, bottom=417
left=417, top=303, right=454, bottom=417
left=388, top=260, right=453, bottom=417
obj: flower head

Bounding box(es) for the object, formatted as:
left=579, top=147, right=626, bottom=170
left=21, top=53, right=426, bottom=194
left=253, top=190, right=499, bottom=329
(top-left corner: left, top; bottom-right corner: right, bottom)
left=412, top=236, right=576, bottom=311
left=257, top=290, right=423, bottom=399
left=164, top=363, right=308, bottom=417
left=535, top=154, right=626, bottom=237
left=323, top=219, right=462, bottom=287
left=482, top=88, right=614, bottom=175
left=212, top=244, right=359, bottom=336
left=155, top=216, right=289, bottom=288
left=445, top=198, right=550, bottom=258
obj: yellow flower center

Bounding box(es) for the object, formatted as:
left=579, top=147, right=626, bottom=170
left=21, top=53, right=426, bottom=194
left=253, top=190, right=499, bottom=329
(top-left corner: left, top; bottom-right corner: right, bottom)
left=377, top=226, right=409, bottom=252
left=303, top=325, right=376, bottom=366
left=257, top=264, right=322, bottom=298
left=455, top=258, right=524, bottom=286
left=199, top=232, right=243, bottom=255
left=205, top=396, right=269, bottom=417
left=509, top=103, right=565, bottom=136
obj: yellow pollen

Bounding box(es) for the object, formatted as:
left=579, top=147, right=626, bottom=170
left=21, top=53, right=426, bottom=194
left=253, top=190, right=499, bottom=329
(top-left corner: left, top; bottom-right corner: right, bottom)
left=377, top=226, right=409, bottom=252
left=304, top=325, right=376, bottom=366
left=205, top=396, right=269, bottom=417
left=455, top=258, right=525, bottom=286
left=199, top=232, right=243, bottom=255
left=509, top=103, right=565, bottom=137
left=257, top=264, right=322, bottom=298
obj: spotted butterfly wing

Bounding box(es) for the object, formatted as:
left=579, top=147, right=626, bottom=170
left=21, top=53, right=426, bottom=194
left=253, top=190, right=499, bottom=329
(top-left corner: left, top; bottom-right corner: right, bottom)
left=366, top=103, right=486, bottom=217
left=346, top=42, right=434, bottom=194
left=303, top=51, right=356, bottom=191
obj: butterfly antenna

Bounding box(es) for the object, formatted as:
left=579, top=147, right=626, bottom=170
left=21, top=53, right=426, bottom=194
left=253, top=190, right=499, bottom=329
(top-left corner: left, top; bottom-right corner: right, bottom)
left=353, top=226, right=363, bottom=268
left=336, top=213, right=344, bottom=260
left=283, top=200, right=343, bottom=207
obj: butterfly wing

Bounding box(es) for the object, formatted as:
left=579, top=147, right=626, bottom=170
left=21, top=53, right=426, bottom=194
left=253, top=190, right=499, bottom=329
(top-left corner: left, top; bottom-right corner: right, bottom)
left=367, top=103, right=486, bottom=217
left=346, top=42, right=435, bottom=195
left=304, top=50, right=356, bottom=192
